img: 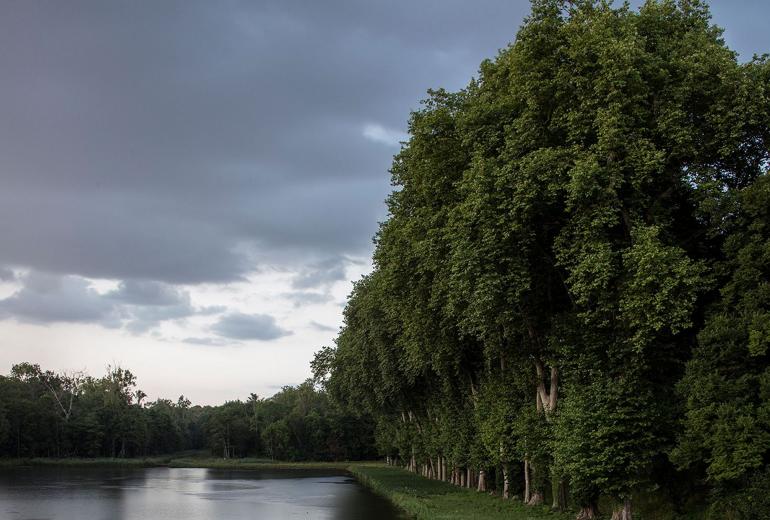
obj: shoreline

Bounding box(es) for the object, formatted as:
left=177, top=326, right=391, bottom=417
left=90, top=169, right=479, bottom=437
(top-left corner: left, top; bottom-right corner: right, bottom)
left=0, top=457, right=568, bottom=519
left=0, top=456, right=353, bottom=471
left=0, top=458, right=702, bottom=519
left=349, top=464, right=571, bottom=520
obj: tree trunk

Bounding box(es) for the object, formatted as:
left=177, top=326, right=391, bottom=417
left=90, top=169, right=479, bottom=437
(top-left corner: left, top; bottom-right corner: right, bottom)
left=528, top=490, right=544, bottom=506
left=524, top=459, right=531, bottom=503
left=610, top=499, right=632, bottom=520
left=502, top=464, right=510, bottom=499
left=552, top=478, right=568, bottom=511
left=477, top=470, right=487, bottom=492
left=526, top=459, right=544, bottom=506
left=576, top=504, right=600, bottom=520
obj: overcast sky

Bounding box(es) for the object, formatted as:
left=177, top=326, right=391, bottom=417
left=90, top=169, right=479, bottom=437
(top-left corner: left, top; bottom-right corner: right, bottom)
left=0, top=0, right=767, bottom=404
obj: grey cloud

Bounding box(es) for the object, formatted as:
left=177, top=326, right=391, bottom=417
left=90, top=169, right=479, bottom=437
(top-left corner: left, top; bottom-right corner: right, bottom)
left=0, top=0, right=541, bottom=285
left=0, top=267, right=16, bottom=281
left=211, top=312, right=291, bottom=341
left=0, top=272, right=121, bottom=326
left=107, top=280, right=191, bottom=306
left=291, top=257, right=348, bottom=290
left=0, top=272, right=213, bottom=333
left=107, top=280, right=198, bottom=333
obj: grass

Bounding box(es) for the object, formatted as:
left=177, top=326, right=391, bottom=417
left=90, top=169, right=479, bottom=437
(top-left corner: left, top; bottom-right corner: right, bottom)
left=348, top=464, right=572, bottom=520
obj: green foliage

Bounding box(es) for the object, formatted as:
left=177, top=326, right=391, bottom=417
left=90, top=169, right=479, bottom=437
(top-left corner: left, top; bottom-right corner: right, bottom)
left=674, top=175, right=770, bottom=487
left=0, top=364, right=376, bottom=462
left=323, top=0, right=770, bottom=515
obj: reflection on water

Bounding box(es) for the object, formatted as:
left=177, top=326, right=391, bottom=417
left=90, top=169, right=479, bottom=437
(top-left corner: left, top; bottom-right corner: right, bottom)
left=0, top=466, right=406, bottom=520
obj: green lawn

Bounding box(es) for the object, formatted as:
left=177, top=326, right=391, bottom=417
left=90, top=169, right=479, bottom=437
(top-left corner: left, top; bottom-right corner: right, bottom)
left=348, top=464, right=571, bottom=520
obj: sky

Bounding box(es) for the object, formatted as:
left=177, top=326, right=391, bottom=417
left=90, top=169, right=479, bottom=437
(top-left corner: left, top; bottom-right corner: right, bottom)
left=0, top=0, right=768, bottom=405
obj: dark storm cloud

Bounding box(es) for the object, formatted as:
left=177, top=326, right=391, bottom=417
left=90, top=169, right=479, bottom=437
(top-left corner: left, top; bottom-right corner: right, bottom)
left=0, top=1, right=766, bottom=287
left=211, top=312, right=291, bottom=341
left=0, top=0, right=537, bottom=284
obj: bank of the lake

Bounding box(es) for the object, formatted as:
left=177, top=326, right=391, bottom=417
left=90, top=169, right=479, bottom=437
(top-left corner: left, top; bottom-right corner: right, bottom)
left=349, top=464, right=571, bottom=520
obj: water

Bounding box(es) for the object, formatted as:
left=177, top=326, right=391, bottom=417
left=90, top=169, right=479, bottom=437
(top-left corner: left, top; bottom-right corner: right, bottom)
left=0, top=466, right=406, bottom=520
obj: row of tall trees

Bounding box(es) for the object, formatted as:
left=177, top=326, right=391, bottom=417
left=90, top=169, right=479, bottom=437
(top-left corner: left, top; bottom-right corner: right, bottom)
left=315, top=1, right=769, bottom=519
left=0, top=363, right=376, bottom=462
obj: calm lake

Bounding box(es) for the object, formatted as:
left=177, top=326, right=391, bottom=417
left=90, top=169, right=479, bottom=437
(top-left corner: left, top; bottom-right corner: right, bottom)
left=0, top=466, right=406, bottom=520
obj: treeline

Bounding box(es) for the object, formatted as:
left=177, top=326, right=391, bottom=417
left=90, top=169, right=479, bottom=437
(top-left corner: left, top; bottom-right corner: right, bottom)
left=0, top=363, right=375, bottom=462
left=313, top=1, right=770, bottom=519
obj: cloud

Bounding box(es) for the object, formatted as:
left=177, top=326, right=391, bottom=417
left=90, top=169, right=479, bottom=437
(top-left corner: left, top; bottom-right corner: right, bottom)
left=362, top=123, right=408, bottom=147
left=0, top=272, right=217, bottom=333
left=291, top=257, right=349, bottom=290
left=0, top=0, right=541, bottom=285
left=0, top=267, right=16, bottom=281
left=0, top=272, right=122, bottom=326
left=282, top=291, right=334, bottom=307
left=107, top=280, right=191, bottom=307
left=105, top=280, right=199, bottom=332
left=183, top=336, right=237, bottom=347
left=211, top=312, right=292, bottom=341
left=309, top=320, right=337, bottom=332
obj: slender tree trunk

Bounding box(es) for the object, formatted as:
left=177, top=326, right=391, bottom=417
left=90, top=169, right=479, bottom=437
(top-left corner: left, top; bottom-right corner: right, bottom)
left=477, top=470, right=487, bottom=492
left=610, top=499, right=632, bottom=520
left=524, top=459, right=531, bottom=503
left=502, top=464, right=510, bottom=499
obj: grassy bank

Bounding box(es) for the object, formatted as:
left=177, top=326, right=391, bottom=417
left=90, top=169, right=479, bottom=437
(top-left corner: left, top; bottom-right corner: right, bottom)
left=348, top=464, right=709, bottom=520
left=348, top=464, right=571, bottom=520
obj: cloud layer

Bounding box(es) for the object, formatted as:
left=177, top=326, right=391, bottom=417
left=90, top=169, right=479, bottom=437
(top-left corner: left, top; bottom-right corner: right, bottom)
left=0, top=0, right=539, bottom=286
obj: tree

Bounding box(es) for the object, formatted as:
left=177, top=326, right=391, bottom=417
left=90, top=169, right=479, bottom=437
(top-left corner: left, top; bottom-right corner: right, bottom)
left=673, top=174, right=770, bottom=517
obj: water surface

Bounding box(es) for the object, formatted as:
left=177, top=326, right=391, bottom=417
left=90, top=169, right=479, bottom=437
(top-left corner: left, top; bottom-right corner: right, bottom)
left=0, top=466, right=406, bottom=520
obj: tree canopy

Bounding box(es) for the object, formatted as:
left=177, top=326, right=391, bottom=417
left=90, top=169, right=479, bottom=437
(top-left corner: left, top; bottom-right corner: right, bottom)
left=316, top=1, right=769, bottom=518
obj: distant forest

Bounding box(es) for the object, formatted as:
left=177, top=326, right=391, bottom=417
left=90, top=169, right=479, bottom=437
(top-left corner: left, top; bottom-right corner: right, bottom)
left=313, top=2, right=770, bottom=520
left=0, top=362, right=375, bottom=462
